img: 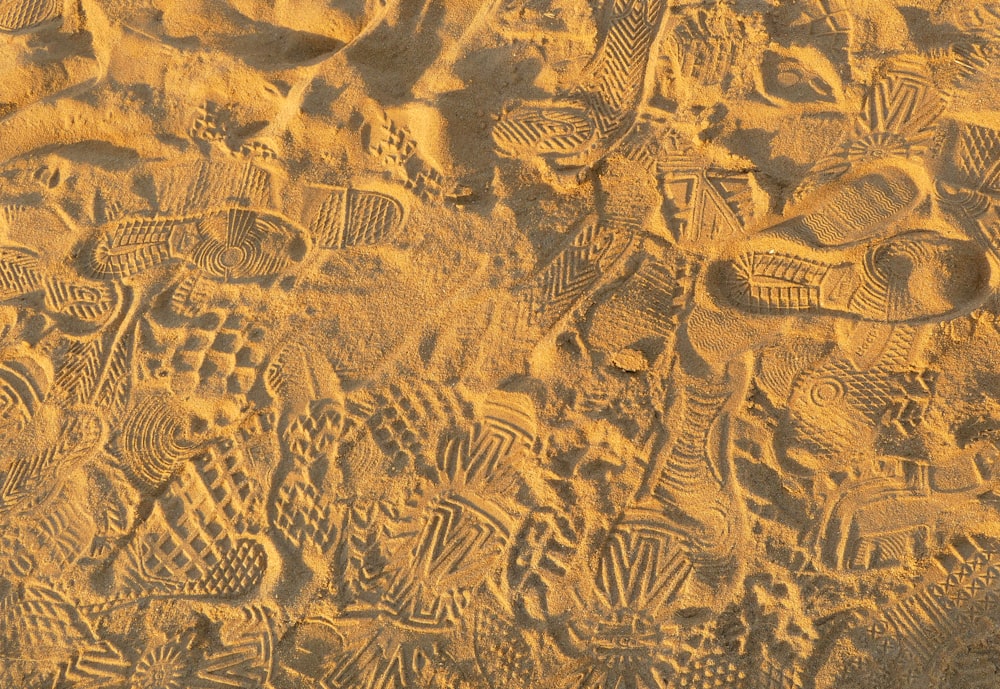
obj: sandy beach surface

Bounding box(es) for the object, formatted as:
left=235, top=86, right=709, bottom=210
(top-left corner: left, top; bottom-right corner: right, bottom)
left=1, top=1, right=1000, bottom=687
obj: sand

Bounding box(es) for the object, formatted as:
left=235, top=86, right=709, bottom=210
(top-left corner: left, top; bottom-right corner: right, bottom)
left=0, top=0, right=999, bottom=687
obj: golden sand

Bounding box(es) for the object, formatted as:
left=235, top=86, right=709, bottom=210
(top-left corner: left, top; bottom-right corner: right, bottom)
left=1, top=1, right=999, bottom=687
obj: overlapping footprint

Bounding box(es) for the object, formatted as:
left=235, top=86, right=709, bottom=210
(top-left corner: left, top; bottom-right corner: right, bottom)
left=716, top=164, right=992, bottom=323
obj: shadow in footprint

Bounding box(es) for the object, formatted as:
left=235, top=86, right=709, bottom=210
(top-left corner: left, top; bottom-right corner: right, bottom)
left=346, top=0, right=447, bottom=103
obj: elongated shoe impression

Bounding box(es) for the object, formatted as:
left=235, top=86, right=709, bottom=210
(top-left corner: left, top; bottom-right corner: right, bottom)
left=492, top=0, right=669, bottom=178
left=718, top=230, right=991, bottom=323
left=769, top=163, right=923, bottom=247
